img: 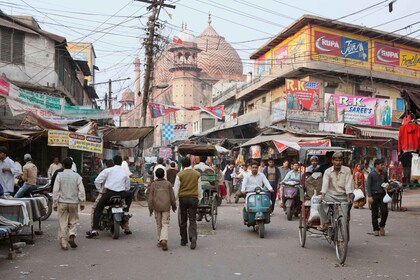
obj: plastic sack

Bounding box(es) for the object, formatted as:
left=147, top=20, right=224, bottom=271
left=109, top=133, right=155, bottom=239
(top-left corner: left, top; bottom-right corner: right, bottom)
left=353, top=189, right=365, bottom=201
left=411, top=153, right=420, bottom=181
left=383, top=193, right=392, bottom=203
left=308, top=192, right=321, bottom=222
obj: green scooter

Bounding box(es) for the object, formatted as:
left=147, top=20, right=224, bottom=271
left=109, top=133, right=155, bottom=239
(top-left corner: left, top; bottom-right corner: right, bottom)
left=243, top=187, right=271, bottom=238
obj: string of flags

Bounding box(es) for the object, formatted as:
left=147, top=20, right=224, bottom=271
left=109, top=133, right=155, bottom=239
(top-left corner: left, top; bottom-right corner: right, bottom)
left=148, top=102, right=224, bottom=120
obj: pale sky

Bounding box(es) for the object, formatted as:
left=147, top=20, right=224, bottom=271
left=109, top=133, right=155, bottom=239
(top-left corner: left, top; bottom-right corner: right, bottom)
left=2, top=0, right=419, bottom=107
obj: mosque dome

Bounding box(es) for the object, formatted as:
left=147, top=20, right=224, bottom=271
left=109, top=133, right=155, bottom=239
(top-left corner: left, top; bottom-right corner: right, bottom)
left=196, top=17, right=243, bottom=79
left=120, top=88, right=134, bottom=103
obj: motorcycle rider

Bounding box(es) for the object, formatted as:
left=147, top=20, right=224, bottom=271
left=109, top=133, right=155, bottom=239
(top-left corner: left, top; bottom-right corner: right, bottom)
left=280, top=162, right=301, bottom=210
left=241, top=161, right=273, bottom=207
left=15, top=154, right=38, bottom=198
left=86, top=155, right=133, bottom=238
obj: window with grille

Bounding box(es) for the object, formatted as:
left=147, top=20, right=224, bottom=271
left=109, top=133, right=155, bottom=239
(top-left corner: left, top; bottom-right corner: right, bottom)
left=0, top=27, right=24, bottom=64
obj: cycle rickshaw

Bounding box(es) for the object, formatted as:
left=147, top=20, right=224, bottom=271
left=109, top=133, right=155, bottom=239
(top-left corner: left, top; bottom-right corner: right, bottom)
left=298, top=146, right=352, bottom=265
left=178, top=144, right=221, bottom=230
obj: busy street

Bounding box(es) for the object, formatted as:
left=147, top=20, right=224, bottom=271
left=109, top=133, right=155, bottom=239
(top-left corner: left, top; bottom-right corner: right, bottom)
left=1, top=0, right=420, bottom=279
left=1, top=190, right=420, bottom=280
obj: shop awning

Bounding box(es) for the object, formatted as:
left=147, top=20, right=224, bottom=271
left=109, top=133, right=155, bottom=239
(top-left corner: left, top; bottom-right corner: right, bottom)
left=193, top=120, right=258, bottom=138
left=241, top=132, right=323, bottom=147
left=102, top=126, right=154, bottom=142
left=349, top=125, right=399, bottom=140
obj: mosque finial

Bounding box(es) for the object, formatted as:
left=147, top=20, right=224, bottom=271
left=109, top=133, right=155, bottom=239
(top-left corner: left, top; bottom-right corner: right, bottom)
left=185, top=22, right=187, bottom=30
left=208, top=11, right=212, bottom=25
left=181, top=21, right=184, bottom=31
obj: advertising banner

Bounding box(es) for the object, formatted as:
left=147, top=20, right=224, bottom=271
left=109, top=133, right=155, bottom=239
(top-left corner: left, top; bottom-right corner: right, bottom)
left=48, top=130, right=103, bottom=153
left=340, top=36, right=368, bottom=61
left=159, top=148, right=173, bottom=160
left=314, top=31, right=341, bottom=56
left=286, top=79, right=320, bottom=112
left=324, top=93, right=393, bottom=127
left=273, top=44, right=288, bottom=69
left=162, top=123, right=189, bottom=141
left=288, top=32, right=308, bottom=62
left=250, top=145, right=261, bottom=158
left=400, top=49, right=420, bottom=70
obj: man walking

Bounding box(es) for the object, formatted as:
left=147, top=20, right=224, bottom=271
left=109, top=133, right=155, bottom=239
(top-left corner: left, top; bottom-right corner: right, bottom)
left=15, top=154, right=37, bottom=198
left=366, top=159, right=389, bottom=236
left=86, top=155, right=132, bottom=238
left=166, top=162, right=178, bottom=186
left=173, top=157, right=202, bottom=249
left=52, top=157, right=85, bottom=250
left=263, top=158, right=281, bottom=214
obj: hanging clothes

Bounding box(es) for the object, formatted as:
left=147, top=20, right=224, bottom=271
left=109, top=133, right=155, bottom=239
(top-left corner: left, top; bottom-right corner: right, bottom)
left=398, top=116, right=420, bottom=153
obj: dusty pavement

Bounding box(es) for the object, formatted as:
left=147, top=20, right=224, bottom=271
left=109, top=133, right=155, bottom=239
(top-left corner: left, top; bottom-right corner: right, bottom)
left=1, top=188, right=420, bottom=280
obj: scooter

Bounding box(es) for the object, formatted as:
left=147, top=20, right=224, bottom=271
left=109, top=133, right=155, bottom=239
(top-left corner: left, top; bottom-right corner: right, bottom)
left=282, top=180, right=301, bottom=221
left=243, top=187, right=271, bottom=238
left=98, top=195, right=131, bottom=240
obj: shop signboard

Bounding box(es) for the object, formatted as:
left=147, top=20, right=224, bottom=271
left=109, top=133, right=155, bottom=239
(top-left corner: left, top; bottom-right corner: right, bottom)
left=324, top=93, right=393, bottom=127
left=47, top=130, right=69, bottom=147
left=299, top=139, right=331, bottom=147
left=374, top=43, right=400, bottom=66
left=48, top=130, right=103, bottom=153
left=318, top=122, right=345, bottom=134
left=162, top=123, right=189, bottom=141
left=68, top=133, right=102, bottom=154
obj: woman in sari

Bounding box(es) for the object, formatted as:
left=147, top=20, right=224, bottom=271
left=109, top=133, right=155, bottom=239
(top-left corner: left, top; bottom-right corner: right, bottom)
left=353, top=163, right=366, bottom=208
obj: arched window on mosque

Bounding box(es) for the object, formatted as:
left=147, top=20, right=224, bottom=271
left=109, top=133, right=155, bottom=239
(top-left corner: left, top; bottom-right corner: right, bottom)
left=185, top=52, right=191, bottom=64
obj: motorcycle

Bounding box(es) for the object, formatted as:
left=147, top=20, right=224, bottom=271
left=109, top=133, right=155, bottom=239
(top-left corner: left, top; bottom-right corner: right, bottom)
left=98, top=195, right=131, bottom=239
left=243, top=187, right=271, bottom=238
left=282, top=180, right=301, bottom=221
left=19, top=182, right=53, bottom=221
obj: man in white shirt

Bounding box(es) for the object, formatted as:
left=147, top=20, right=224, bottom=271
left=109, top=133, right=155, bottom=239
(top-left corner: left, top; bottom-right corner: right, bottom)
left=48, top=157, right=63, bottom=178
left=14, top=157, right=23, bottom=178
left=241, top=161, right=274, bottom=205
left=0, top=146, right=20, bottom=194
left=153, top=158, right=167, bottom=181
left=86, top=155, right=132, bottom=238
left=121, top=156, right=132, bottom=176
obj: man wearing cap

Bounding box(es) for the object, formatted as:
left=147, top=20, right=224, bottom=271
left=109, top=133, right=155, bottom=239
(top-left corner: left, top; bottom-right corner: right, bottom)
left=306, top=156, right=320, bottom=173
left=317, top=152, right=353, bottom=231
left=0, top=146, right=20, bottom=195
left=15, top=154, right=38, bottom=198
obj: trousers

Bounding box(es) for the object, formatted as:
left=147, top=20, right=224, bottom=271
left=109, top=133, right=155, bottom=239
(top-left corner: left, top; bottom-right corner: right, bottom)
left=179, top=197, right=198, bottom=244
left=371, top=192, right=388, bottom=231
left=58, top=203, right=79, bottom=240
left=318, top=193, right=349, bottom=234
left=155, top=211, right=170, bottom=241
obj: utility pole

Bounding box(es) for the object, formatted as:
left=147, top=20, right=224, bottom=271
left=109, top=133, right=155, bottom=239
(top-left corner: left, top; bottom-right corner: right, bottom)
left=91, top=77, right=131, bottom=109
left=136, top=0, right=175, bottom=126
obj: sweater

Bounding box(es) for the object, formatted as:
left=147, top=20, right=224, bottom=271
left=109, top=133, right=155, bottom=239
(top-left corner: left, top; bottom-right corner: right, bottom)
left=177, top=169, right=201, bottom=198
left=148, top=179, right=176, bottom=212
left=52, top=169, right=85, bottom=207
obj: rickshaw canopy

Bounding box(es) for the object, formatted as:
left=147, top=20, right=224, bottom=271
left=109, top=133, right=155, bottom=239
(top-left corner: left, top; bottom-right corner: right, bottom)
left=178, top=144, right=218, bottom=156
left=298, top=146, right=352, bottom=163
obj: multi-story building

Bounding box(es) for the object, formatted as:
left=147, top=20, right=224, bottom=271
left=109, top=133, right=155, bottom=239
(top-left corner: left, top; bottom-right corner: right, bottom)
left=210, top=15, right=420, bottom=141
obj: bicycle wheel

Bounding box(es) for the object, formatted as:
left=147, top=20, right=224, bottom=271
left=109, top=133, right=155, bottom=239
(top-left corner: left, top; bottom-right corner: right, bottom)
left=335, top=217, right=348, bottom=265
left=211, top=194, right=218, bottom=230
left=298, top=215, right=307, bottom=247
left=138, top=188, right=149, bottom=207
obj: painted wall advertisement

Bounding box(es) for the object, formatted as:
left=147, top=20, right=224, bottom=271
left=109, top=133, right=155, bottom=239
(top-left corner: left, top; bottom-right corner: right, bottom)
left=313, top=29, right=369, bottom=69
left=271, top=99, right=287, bottom=123
left=48, top=130, right=103, bottom=153
left=324, top=93, right=393, bottom=128
left=286, top=79, right=322, bottom=122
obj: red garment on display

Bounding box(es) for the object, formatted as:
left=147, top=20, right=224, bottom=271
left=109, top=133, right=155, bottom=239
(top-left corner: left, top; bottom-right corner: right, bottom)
left=398, top=122, right=420, bottom=153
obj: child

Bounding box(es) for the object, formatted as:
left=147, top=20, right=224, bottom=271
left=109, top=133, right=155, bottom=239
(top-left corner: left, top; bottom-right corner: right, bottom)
left=148, top=167, right=177, bottom=251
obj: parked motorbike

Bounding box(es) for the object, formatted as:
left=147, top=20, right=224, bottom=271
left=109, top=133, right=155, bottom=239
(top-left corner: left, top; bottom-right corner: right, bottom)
left=282, top=180, right=301, bottom=221
left=19, top=183, right=53, bottom=221
left=98, top=195, right=131, bottom=239
left=243, top=187, right=271, bottom=238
